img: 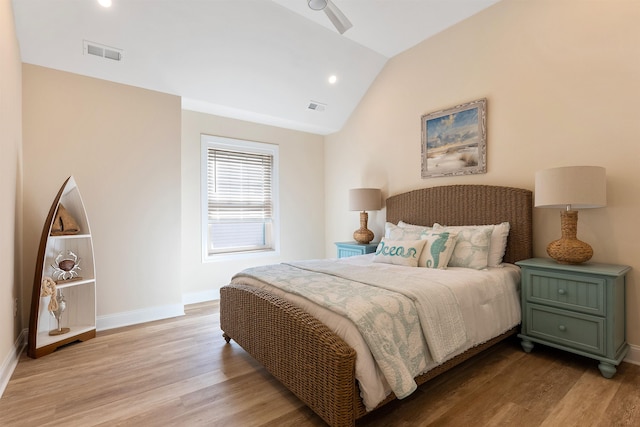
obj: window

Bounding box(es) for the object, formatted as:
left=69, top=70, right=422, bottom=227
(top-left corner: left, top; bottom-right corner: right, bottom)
left=201, top=135, right=279, bottom=259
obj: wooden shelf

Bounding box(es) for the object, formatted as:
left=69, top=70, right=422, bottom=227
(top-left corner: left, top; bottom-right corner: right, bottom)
left=28, top=176, right=97, bottom=358
left=35, top=325, right=96, bottom=349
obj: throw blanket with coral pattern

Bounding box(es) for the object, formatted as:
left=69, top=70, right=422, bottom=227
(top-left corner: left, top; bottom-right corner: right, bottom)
left=233, top=259, right=467, bottom=399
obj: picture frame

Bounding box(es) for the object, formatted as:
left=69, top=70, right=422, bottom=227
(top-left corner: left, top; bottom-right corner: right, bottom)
left=421, top=98, right=487, bottom=178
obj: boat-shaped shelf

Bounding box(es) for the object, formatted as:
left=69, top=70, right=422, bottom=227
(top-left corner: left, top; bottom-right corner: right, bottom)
left=28, top=176, right=96, bottom=358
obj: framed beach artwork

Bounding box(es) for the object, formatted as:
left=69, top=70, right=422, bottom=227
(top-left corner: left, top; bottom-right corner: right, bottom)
left=421, top=98, right=487, bottom=178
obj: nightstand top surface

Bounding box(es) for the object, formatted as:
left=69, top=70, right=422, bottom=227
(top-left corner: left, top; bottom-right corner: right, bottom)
left=335, top=241, right=379, bottom=247
left=516, top=257, right=630, bottom=276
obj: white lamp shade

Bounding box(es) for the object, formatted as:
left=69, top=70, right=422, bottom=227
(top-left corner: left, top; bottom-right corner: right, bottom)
left=535, top=166, right=606, bottom=209
left=349, top=188, right=381, bottom=211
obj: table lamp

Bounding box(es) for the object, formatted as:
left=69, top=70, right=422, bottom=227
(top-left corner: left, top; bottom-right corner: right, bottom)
left=535, top=166, right=606, bottom=264
left=349, top=188, right=381, bottom=244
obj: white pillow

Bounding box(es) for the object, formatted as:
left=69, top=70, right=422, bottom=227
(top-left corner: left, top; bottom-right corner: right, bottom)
left=434, top=222, right=510, bottom=267
left=433, top=225, right=492, bottom=269
left=398, top=221, right=432, bottom=233
left=418, top=231, right=458, bottom=269
left=372, top=238, right=427, bottom=267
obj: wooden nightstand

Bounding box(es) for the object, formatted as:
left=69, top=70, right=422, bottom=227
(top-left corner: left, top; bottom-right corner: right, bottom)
left=516, top=258, right=630, bottom=378
left=335, top=242, right=378, bottom=258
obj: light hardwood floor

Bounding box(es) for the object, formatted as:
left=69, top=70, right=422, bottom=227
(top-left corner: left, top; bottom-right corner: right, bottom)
left=2, top=301, right=639, bottom=426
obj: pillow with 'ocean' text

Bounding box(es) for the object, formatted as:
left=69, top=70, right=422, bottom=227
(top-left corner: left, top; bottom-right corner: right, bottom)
left=372, top=238, right=426, bottom=267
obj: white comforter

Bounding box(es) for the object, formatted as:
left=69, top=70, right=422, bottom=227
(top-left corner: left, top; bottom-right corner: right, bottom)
left=230, top=254, right=521, bottom=411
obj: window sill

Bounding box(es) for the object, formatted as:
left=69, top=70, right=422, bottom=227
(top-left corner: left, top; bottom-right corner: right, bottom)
left=203, top=248, right=280, bottom=263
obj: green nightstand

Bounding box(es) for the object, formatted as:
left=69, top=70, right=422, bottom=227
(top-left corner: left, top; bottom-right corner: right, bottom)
left=335, top=241, right=378, bottom=258
left=516, top=257, right=630, bottom=378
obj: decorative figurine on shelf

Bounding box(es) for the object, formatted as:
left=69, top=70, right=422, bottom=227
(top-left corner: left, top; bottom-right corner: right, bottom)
left=50, top=204, right=80, bottom=236
left=41, top=276, right=70, bottom=336
left=50, top=250, right=82, bottom=281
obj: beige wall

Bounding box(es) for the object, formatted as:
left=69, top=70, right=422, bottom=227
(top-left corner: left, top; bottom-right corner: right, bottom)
left=0, top=0, right=23, bottom=381
left=325, top=0, right=640, bottom=348
left=22, top=65, right=183, bottom=327
left=181, top=111, right=325, bottom=301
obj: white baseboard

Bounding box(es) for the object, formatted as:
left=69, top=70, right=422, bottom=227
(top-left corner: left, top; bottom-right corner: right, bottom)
left=97, top=304, right=185, bottom=331
left=182, top=288, right=220, bottom=305
left=97, top=291, right=221, bottom=332
left=0, top=329, right=27, bottom=398
left=624, top=343, right=640, bottom=365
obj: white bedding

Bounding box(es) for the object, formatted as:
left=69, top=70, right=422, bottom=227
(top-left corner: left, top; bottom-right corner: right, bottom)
left=230, top=254, right=521, bottom=411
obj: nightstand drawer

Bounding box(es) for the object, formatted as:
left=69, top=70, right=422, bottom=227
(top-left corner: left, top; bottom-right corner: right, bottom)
left=527, top=304, right=605, bottom=356
left=524, top=269, right=605, bottom=316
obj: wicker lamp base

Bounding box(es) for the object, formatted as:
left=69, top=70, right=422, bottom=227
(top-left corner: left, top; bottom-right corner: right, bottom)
left=547, top=210, right=593, bottom=264
left=353, top=211, right=374, bottom=244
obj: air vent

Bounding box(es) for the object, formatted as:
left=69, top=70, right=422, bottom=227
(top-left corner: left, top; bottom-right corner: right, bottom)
left=307, top=101, right=326, bottom=112
left=83, top=40, right=123, bottom=61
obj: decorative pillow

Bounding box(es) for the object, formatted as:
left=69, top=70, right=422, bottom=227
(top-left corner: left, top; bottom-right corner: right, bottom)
left=418, top=231, right=458, bottom=269
left=433, top=226, right=493, bottom=269
left=398, top=221, right=432, bottom=234
left=487, top=222, right=510, bottom=266
left=434, top=222, right=510, bottom=267
left=373, top=238, right=427, bottom=267
left=385, top=222, right=431, bottom=241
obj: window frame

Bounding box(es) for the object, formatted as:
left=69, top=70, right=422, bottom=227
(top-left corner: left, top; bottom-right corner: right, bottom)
left=201, top=134, right=280, bottom=262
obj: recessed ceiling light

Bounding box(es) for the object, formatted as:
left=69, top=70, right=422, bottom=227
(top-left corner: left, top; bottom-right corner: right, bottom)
left=328, top=75, right=337, bottom=84
left=98, top=0, right=112, bottom=8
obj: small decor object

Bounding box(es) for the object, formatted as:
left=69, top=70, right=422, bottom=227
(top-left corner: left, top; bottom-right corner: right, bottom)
left=40, top=276, right=70, bottom=336
left=50, top=204, right=80, bottom=236
left=349, top=188, right=382, bottom=244
left=51, top=250, right=82, bottom=281
left=421, top=98, right=487, bottom=178
left=49, top=290, right=69, bottom=336
left=535, top=166, right=606, bottom=264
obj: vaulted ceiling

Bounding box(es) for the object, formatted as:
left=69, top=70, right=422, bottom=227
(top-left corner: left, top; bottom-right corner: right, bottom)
left=12, top=0, right=499, bottom=135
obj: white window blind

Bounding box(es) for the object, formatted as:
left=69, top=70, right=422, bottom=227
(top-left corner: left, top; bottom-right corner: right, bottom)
left=202, top=136, right=278, bottom=258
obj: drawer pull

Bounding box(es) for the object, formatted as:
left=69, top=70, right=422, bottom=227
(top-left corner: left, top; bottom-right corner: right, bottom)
left=558, top=289, right=567, bottom=295
left=558, top=325, right=567, bottom=332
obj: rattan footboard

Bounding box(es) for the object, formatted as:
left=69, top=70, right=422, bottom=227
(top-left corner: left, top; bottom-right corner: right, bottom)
left=220, top=284, right=358, bottom=427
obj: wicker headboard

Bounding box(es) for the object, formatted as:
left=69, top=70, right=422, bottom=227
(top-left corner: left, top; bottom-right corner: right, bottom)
left=386, top=185, right=533, bottom=264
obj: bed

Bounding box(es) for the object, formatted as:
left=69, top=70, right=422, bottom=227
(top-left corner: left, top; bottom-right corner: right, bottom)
left=220, top=184, right=532, bottom=427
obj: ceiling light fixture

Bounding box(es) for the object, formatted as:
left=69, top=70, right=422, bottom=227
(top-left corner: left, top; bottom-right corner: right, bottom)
left=328, top=75, right=337, bottom=84
left=97, top=0, right=112, bottom=8
left=308, top=0, right=352, bottom=34
left=308, top=0, right=328, bottom=11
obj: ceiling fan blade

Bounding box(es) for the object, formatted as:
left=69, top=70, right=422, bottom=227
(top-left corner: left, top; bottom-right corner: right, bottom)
left=324, top=0, right=352, bottom=34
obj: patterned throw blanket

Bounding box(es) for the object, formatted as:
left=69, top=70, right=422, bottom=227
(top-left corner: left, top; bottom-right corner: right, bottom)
left=232, top=259, right=467, bottom=399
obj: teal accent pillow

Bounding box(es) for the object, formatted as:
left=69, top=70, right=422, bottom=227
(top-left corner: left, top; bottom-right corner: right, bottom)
left=418, top=231, right=458, bottom=269
left=443, top=227, right=493, bottom=269
left=372, top=238, right=427, bottom=267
